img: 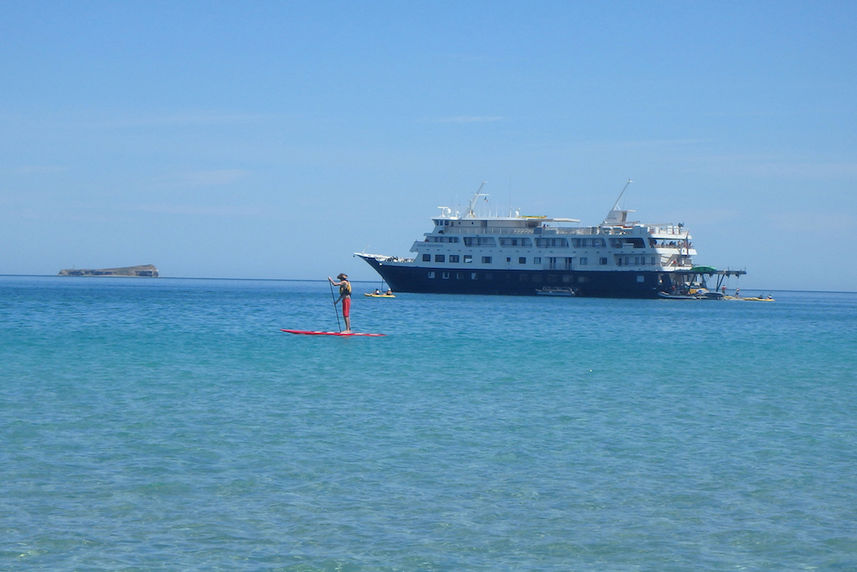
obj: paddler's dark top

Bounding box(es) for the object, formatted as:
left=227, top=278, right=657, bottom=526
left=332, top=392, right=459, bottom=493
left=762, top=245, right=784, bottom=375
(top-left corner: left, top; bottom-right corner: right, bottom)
left=340, top=281, right=351, bottom=298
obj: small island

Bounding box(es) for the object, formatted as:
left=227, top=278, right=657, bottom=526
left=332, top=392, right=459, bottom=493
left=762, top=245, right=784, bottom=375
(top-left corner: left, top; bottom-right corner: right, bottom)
left=58, top=264, right=159, bottom=277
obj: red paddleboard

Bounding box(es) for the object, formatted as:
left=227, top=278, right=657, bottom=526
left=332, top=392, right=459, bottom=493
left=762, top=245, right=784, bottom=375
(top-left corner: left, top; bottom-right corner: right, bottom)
left=281, top=329, right=385, bottom=337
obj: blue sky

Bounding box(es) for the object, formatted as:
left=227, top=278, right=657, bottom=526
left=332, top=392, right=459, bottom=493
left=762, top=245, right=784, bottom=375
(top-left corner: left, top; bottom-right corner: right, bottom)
left=2, top=1, right=855, bottom=290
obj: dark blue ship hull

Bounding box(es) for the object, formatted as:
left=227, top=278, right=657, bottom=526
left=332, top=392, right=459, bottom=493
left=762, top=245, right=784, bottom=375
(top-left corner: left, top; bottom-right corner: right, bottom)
left=359, top=257, right=677, bottom=298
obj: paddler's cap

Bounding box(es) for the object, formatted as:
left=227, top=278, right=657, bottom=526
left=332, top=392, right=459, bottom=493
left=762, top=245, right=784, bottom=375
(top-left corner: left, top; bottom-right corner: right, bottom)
left=337, top=273, right=348, bottom=279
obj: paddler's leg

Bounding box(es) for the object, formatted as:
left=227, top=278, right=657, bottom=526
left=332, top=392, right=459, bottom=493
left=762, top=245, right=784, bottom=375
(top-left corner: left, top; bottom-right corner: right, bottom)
left=342, top=297, right=352, bottom=333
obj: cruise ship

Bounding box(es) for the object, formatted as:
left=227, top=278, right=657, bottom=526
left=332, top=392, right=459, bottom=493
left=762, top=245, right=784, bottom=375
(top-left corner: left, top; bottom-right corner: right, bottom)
left=355, top=182, right=745, bottom=298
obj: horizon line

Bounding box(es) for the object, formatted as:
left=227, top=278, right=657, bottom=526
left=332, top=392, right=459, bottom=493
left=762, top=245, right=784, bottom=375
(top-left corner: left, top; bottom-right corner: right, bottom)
left=0, top=274, right=854, bottom=295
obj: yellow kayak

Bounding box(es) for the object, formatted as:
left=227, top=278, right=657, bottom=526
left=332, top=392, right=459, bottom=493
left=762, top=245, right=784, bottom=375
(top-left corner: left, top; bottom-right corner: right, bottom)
left=364, top=293, right=396, bottom=298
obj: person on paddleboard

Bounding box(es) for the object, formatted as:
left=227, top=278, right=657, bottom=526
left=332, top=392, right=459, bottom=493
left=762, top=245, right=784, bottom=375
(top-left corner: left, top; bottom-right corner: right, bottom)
left=328, top=273, right=352, bottom=333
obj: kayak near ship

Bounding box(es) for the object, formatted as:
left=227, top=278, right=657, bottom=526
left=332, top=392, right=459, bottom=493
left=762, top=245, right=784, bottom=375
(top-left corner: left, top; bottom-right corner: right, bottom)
left=355, top=182, right=745, bottom=299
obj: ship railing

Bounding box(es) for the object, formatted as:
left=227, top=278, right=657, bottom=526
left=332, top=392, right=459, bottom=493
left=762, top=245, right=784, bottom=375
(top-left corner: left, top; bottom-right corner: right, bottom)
left=646, top=224, right=686, bottom=235
left=443, top=225, right=626, bottom=236
left=654, top=244, right=696, bottom=252
left=535, top=226, right=639, bottom=236
left=553, top=227, right=605, bottom=235
left=439, top=227, right=522, bottom=236
left=358, top=252, right=414, bottom=263
left=552, top=226, right=670, bottom=236
left=435, top=223, right=687, bottom=237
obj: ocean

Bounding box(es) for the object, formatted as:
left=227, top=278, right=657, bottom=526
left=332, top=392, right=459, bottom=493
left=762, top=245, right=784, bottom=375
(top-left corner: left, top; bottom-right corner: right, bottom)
left=2, top=276, right=856, bottom=570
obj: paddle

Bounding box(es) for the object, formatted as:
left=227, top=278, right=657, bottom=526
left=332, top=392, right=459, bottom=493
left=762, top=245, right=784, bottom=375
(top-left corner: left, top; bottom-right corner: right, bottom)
left=328, top=280, right=342, bottom=332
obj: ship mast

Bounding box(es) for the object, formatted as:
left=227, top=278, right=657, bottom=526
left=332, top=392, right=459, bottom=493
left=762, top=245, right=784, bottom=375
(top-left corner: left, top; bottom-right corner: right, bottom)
left=603, top=178, right=634, bottom=225
left=610, top=178, right=633, bottom=212
left=465, top=181, right=488, bottom=218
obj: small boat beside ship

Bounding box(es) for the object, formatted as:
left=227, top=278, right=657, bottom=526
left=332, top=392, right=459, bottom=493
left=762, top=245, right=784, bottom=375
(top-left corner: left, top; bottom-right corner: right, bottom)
left=364, top=292, right=396, bottom=298
left=356, top=182, right=745, bottom=299
left=725, top=294, right=775, bottom=302
left=535, top=286, right=576, bottom=297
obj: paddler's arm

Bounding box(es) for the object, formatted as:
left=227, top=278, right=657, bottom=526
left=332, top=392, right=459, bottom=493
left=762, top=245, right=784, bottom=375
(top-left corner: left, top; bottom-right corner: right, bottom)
left=328, top=277, right=342, bottom=304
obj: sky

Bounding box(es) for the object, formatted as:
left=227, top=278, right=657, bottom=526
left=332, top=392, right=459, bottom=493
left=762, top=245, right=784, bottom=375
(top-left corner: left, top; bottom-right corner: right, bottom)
left=2, top=1, right=856, bottom=291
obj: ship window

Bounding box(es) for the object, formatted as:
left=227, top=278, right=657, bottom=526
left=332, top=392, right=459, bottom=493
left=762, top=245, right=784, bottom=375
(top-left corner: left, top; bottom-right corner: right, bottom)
left=499, top=237, right=533, bottom=247
left=482, top=256, right=492, bottom=263
left=427, top=271, right=435, bottom=279
left=450, top=254, right=460, bottom=263
left=534, top=257, right=541, bottom=264
left=637, top=275, right=645, bottom=283
left=519, top=257, right=526, bottom=264
left=535, top=238, right=569, bottom=248
left=464, top=236, right=497, bottom=247
left=435, top=254, right=445, bottom=262
left=442, top=272, right=450, bottom=279
left=580, top=257, right=588, bottom=265
left=600, top=257, right=608, bottom=265
left=634, top=256, right=640, bottom=265
left=456, top=272, right=463, bottom=279
left=464, top=255, right=472, bottom=263
left=506, top=257, right=511, bottom=263
left=471, top=272, right=478, bottom=280
left=422, top=254, right=430, bottom=262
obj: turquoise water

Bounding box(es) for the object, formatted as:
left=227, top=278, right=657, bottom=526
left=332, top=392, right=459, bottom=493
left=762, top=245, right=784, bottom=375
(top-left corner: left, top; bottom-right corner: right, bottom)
left=2, top=276, right=856, bottom=570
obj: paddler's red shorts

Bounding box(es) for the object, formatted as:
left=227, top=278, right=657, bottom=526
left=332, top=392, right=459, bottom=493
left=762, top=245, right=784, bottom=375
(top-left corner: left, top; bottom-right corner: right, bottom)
left=342, top=296, right=351, bottom=317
